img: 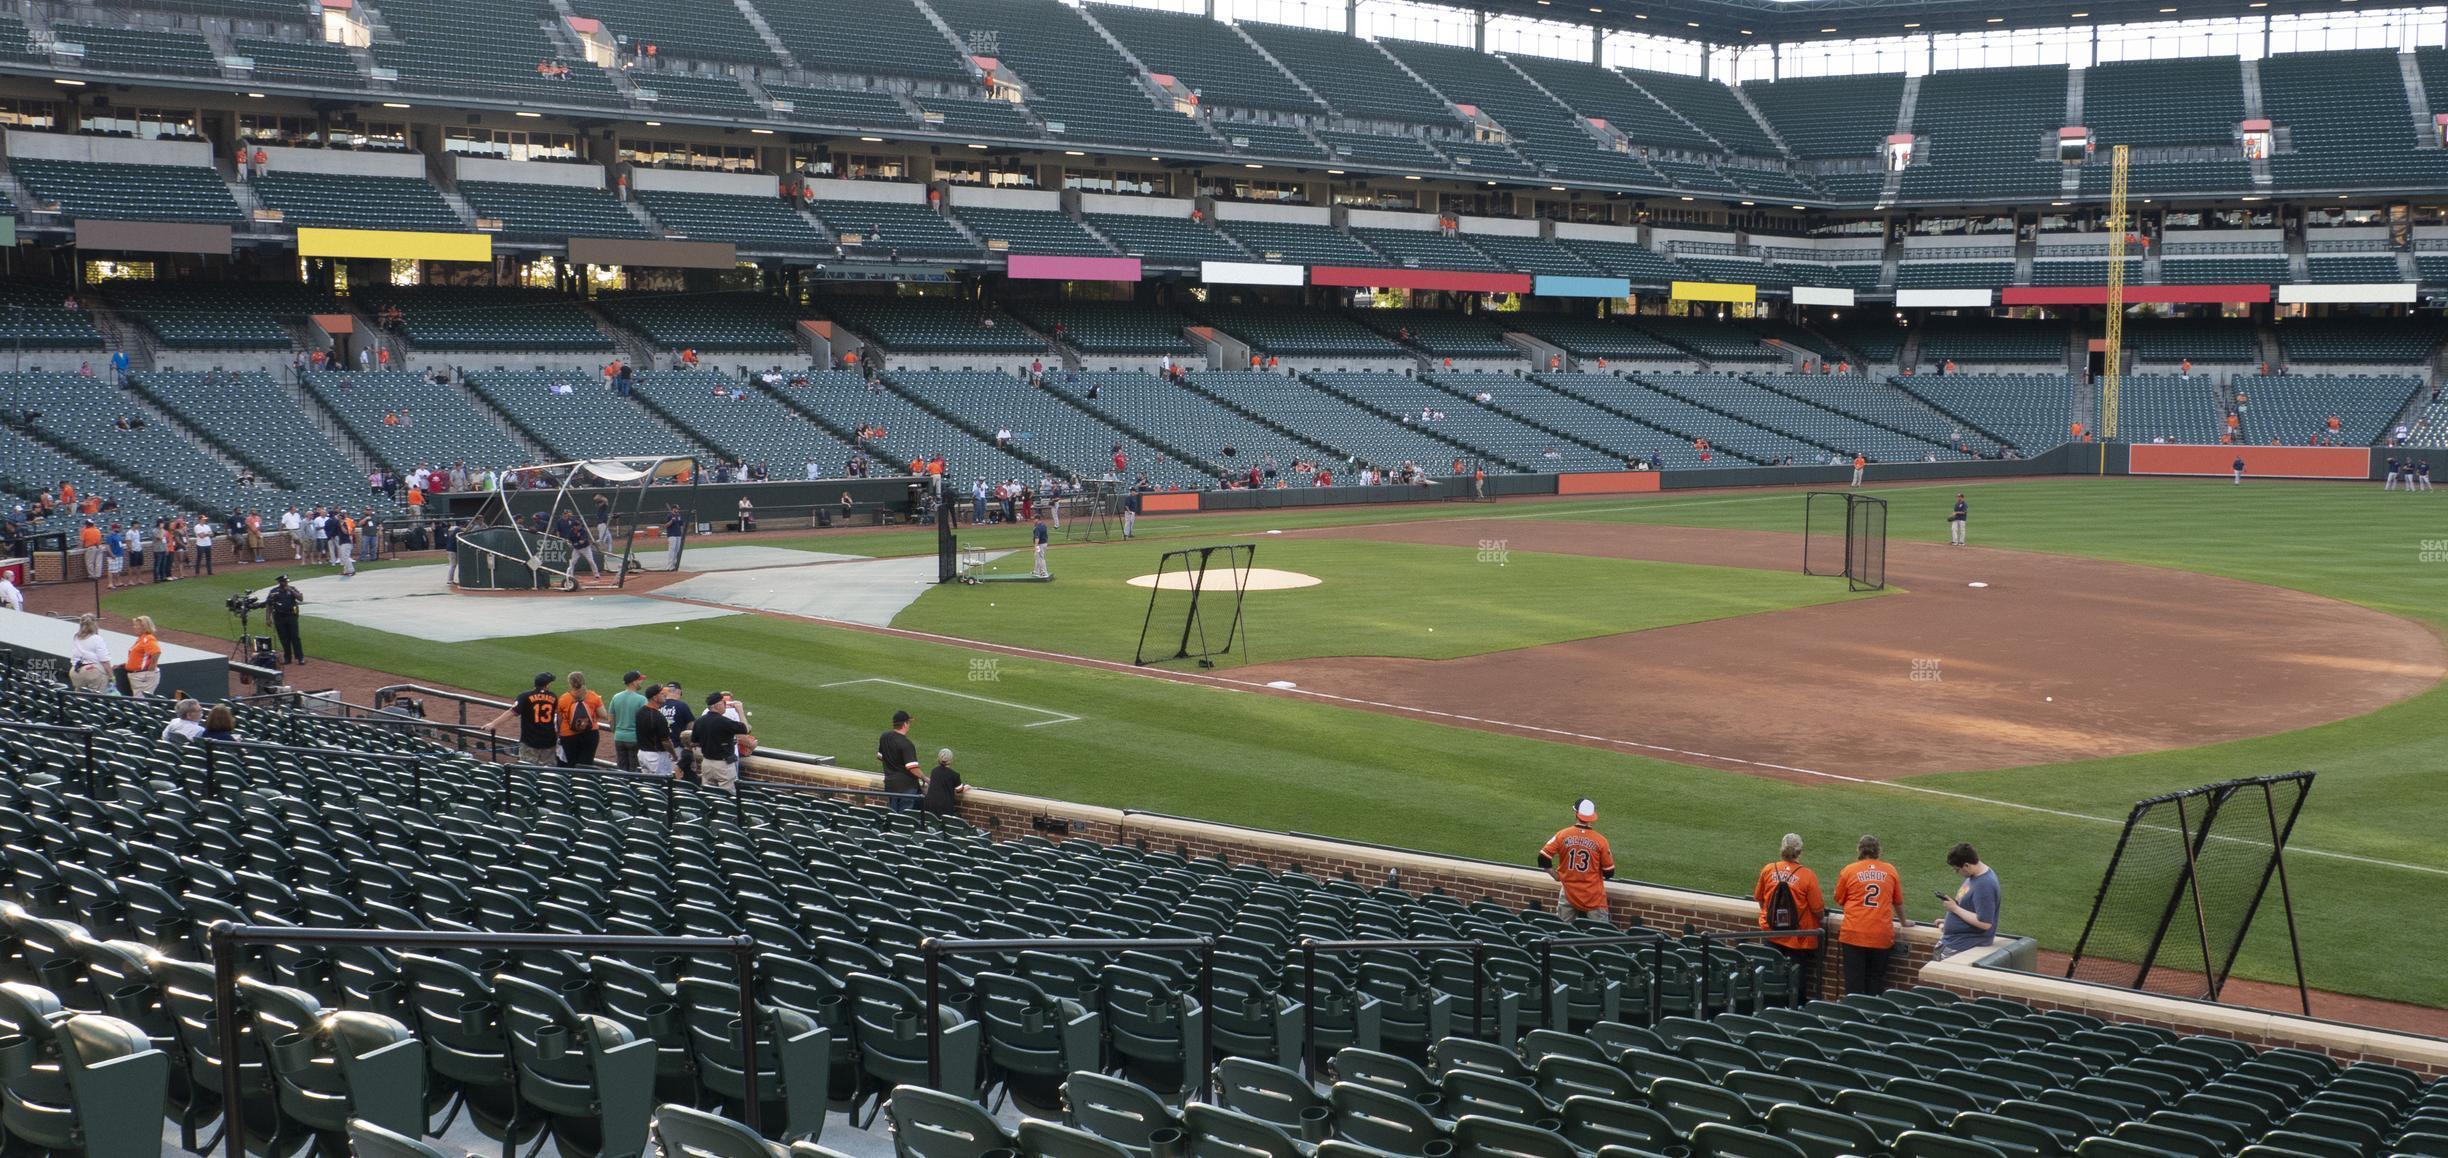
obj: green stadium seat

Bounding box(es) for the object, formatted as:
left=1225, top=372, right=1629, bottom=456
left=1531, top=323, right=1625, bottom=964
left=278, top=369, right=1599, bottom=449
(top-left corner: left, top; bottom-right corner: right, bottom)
left=1894, top=1131, right=2009, bottom=1158
left=1692, top=1122, right=1810, bottom=1158
left=1765, top=1102, right=1887, bottom=1158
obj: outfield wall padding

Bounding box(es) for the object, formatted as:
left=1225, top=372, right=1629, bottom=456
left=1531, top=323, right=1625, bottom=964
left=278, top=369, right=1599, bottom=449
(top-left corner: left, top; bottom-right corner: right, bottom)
left=2129, top=443, right=2372, bottom=480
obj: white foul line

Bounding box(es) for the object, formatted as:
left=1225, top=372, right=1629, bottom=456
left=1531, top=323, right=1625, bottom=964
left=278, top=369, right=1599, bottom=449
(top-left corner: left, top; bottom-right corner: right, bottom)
left=819, top=677, right=1081, bottom=727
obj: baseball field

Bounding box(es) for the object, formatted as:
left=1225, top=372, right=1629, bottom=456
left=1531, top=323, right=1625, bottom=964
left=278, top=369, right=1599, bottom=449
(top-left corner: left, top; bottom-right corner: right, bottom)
left=105, top=476, right=2448, bottom=1010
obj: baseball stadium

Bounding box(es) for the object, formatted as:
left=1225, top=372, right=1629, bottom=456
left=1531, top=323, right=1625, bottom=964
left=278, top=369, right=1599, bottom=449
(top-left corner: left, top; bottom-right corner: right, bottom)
left=0, top=0, right=2442, bottom=1151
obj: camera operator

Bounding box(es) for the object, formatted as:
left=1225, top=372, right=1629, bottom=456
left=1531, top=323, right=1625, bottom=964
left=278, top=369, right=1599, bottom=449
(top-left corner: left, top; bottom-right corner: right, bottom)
left=263, top=575, right=305, bottom=665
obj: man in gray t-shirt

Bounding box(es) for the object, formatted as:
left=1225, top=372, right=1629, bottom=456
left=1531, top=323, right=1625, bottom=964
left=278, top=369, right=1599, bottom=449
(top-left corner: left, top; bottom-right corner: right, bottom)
left=1937, top=842, right=2001, bottom=959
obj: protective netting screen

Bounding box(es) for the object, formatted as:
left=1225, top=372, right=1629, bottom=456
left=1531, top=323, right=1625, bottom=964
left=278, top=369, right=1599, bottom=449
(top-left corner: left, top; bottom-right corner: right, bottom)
left=1133, top=544, right=1254, bottom=668
left=2065, top=773, right=2313, bottom=1001
left=1803, top=492, right=1851, bottom=578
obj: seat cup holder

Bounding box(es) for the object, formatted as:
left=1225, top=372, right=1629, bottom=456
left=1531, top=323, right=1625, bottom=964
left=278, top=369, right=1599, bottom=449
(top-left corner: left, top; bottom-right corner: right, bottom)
left=534, top=1022, right=570, bottom=1060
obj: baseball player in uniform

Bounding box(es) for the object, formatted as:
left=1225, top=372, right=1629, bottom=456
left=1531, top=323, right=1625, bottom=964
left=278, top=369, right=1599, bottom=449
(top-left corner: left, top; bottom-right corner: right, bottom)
left=2421, top=460, right=2434, bottom=492
left=2385, top=457, right=2402, bottom=490
left=1948, top=493, right=1968, bottom=546
left=1031, top=511, right=1050, bottom=578
left=2232, top=456, right=2245, bottom=486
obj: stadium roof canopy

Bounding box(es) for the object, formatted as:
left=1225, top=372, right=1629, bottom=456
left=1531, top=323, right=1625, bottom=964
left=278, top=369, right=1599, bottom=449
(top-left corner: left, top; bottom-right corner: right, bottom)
left=1491, top=0, right=2406, bottom=45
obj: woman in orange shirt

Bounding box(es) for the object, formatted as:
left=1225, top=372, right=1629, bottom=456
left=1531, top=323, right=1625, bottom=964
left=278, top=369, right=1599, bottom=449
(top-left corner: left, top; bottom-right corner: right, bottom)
left=125, top=615, right=162, bottom=698
left=1754, top=833, right=1827, bottom=1001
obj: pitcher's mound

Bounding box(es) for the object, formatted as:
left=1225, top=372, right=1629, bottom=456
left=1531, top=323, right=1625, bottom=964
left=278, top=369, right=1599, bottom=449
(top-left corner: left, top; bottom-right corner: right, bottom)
left=1127, top=568, right=1322, bottom=591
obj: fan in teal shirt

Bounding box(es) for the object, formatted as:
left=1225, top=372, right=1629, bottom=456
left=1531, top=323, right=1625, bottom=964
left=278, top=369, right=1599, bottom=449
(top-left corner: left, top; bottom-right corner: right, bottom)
left=608, top=672, right=648, bottom=771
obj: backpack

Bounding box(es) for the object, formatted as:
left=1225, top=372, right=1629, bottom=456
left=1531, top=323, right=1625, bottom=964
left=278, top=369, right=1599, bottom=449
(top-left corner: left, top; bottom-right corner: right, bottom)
left=1766, top=869, right=1801, bottom=932
left=567, top=695, right=594, bottom=732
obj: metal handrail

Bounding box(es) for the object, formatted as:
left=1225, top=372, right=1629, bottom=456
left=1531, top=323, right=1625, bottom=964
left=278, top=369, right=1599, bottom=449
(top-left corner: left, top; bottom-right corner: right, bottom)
left=206, top=923, right=764, bottom=1156
left=1537, top=928, right=1670, bottom=1027
left=921, top=935, right=1215, bottom=1099
left=1298, top=936, right=1486, bottom=1078
left=1697, top=926, right=1825, bottom=1011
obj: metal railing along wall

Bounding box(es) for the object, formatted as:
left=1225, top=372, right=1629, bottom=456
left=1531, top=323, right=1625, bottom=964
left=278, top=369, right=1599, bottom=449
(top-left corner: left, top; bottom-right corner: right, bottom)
left=1299, top=936, right=1485, bottom=1079
left=921, top=935, right=1217, bottom=1098
left=1697, top=926, right=1825, bottom=1010
left=1537, top=928, right=1669, bottom=1027
left=205, top=924, right=769, bottom=1158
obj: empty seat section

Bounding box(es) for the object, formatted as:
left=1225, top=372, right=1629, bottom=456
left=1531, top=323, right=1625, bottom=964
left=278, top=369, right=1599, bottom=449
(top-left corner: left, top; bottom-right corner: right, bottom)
left=459, top=180, right=648, bottom=240
left=1351, top=310, right=1517, bottom=359
left=2275, top=318, right=2448, bottom=364
left=595, top=292, right=809, bottom=353
left=756, top=0, right=970, bottom=83
left=2244, top=375, right=2420, bottom=443
left=108, top=281, right=328, bottom=350
left=1555, top=239, right=1691, bottom=285
left=1755, top=375, right=2003, bottom=455
left=1898, top=375, right=2086, bottom=453
left=1194, top=306, right=1405, bottom=358
left=820, top=297, right=1046, bottom=355
left=912, top=93, right=1041, bottom=137
left=766, top=84, right=919, bottom=131
left=628, top=70, right=760, bottom=116
left=1480, top=375, right=1706, bottom=466
left=812, top=199, right=980, bottom=258
left=1464, top=233, right=1598, bottom=275
left=954, top=207, right=1115, bottom=257
left=1239, top=21, right=1455, bottom=125
left=890, top=370, right=1210, bottom=487
left=768, top=370, right=1041, bottom=482
left=1625, top=66, right=1783, bottom=156
left=1088, top=4, right=1319, bottom=114
left=254, top=171, right=463, bottom=231
left=1350, top=227, right=1508, bottom=272
left=1918, top=318, right=2068, bottom=366
left=1316, top=130, right=1452, bottom=169
left=1650, top=375, right=1961, bottom=462
left=233, top=36, right=362, bottom=84
left=1632, top=317, right=1781, bottom=364
left=1187, top=371, right=1478, bottom=469
left=131, top=371, right=379, bottom=503
left=1895, top=66, right=2067, bottom=201
left=12, top=159, right=241, bottom=223
left=2263, top=50, right=2448, bottom=191
left=466, top=370, right=703, bottom=459
left=1214, top=219, right=1379, bottom=265
left=1073, top=371, right=1332, bottom=475
left=565, top=0, right=778, bottom=64
left=302, top=369, right=537, bottom=471
left=1504, top=53, right=1711, bottom=151
left=1506, top=316, right=1688, bottom=361
left=1742, top=73, right=1905, bottom=161
left=51, top=22, right=219, bottom=75
left=373, top=0, right=623, bottom=104
left=1543, top=373, right=1820, bottom=462
left=1894, top=258, right=2015, bottom=290
left=359, top=287, right=613, bottom=352
left=631, top=370, right=859, bottom=469
left=5, top=373, right=290, bottom=514
left=635, top=190, right=829, bottom=252
left=0, top=422, right=180, bottom=533
left=927, top=0, right=1218, bottom=153
left=1213, top=119, right=1328, bottom=160
left=0, top=283, right=103, bottom=350
left=1006, top=301, right=1194, bottom=356
left=1325, top=371, right=1614, bottom=471
left=1084, top=212, right=1244, bottom=263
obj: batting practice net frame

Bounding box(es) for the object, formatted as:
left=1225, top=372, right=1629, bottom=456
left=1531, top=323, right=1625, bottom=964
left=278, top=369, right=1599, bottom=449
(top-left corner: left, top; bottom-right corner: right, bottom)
left=2064, top=772, right=2315, bottom=1012
left=1057, top=481, right=1120, bottom=543
left=453, top=455, right=692, bottom=590
left=1802, top=491, right=1888, bottom=592
left=1134, top=543, right=1255, bottom=668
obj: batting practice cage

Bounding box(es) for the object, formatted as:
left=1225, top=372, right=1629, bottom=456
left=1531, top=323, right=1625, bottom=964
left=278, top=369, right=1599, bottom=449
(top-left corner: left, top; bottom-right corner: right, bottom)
left=1802, top=491, right=1888, bottom=592
left=1134, top=543, right=1256, bottom=668
left=1056, top=481, right=1119, bottom=543
left=453, top=456, right=694, bottom=590
left=2065, top=772, right=2316, bottom=1011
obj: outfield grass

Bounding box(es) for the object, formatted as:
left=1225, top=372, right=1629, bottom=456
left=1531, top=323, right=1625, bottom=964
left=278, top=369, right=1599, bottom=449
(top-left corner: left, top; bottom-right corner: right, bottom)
left=104, top=477, right=2448, bottom=1007
left=897, top=538, right=1868, bottom=666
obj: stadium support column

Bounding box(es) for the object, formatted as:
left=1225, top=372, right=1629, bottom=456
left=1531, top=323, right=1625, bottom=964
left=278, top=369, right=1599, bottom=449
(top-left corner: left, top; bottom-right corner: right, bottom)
left=1474, top=10, right=1487, bottom=51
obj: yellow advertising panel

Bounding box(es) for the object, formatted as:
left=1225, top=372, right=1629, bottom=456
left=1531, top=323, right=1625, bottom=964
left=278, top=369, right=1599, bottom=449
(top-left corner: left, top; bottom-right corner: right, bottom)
left=1669, top=280, right=1757, bottom=304
left=297, top=227, right=492, bottom=263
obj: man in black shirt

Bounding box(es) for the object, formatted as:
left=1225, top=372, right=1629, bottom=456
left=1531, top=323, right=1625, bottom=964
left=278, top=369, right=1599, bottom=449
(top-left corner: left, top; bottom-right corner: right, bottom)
left=484, top=672, right=561, bottom=766
left=633, top=683, right=677, bottom=776
left=658, top=680, right=699, bottom=782
left=263, top=575, right=306, bottom=665
left=921, top=748, right=966, bottom=816
left=878, top=709, right=921, bottom=810
left=694, top=692, right=748, bottom=792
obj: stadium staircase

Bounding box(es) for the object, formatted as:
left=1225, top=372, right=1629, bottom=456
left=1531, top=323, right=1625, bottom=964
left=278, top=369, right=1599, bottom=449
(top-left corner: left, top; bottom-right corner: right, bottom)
left=446, top=374, right=553, bottom=462
left=80, top=301, right=156, bottom=375
left=1727, top=84, right=1796, bottom=160
left=728, top=0, right=796, bottom=68
left=1227, top=22, right=1332, bottom=111
left=285, top=376, right=382, bottom=473
left=2403, top=54, right=2436, bottom=143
